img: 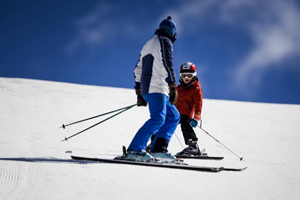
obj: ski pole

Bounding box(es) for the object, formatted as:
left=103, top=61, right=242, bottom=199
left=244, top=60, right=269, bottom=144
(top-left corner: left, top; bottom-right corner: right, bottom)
left=61, top=103, right=138, bottom=142
left=198, top=126, right=244, bottom=161
left=60, top=103, right=138, bottom=129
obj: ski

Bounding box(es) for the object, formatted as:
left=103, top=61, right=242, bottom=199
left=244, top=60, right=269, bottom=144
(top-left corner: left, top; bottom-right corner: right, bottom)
left=71, top=155, right=246, bottom=172
left=175, top=154, right=224, bottom=160
left=71, top=155, right=222, bottom=172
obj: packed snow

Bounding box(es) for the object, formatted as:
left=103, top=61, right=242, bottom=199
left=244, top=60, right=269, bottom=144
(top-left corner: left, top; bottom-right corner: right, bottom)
left=0, top=77, right=300, bottom=200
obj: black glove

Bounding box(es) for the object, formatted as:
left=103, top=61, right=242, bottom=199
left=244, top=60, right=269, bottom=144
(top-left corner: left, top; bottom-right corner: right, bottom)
left=169, top=83, right=178, bottom=105
left=135, top=88, right=147, bottom=107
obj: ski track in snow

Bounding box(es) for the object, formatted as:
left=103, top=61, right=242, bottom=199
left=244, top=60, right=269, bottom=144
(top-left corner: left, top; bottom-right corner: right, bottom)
left=0, top=77, right=300, bottom=200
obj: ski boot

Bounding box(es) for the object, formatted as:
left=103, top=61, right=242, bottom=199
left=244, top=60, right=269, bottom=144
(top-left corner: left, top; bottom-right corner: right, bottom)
left=149, top=138, right=177, bottom=162
left=151, top=151, right=176, bottom=162
left=124, top=149, right=153, bottom=162
left=176, top=140, right=206, bottom=156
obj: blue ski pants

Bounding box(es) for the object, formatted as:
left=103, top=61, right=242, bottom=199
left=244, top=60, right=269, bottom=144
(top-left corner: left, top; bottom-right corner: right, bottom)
left=128, top=93, right=180, bottom=151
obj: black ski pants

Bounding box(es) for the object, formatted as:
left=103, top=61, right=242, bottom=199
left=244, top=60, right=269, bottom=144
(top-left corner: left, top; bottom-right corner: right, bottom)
left=180, top=114, right=198, bottom=145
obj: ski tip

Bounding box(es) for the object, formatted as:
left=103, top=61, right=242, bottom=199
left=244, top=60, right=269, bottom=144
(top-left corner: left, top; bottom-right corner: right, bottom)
left=236, top=166, right=248, bottom=171
left=223, top=166, right=248, bottom=171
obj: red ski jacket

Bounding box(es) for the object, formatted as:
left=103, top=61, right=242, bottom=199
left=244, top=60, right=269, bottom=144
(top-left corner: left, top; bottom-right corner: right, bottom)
left=176, top=77, right=203, bottom=121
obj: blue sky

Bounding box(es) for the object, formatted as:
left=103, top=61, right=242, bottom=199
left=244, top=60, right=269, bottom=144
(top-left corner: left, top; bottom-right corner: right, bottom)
left=1, top=0, right=300, bottom=104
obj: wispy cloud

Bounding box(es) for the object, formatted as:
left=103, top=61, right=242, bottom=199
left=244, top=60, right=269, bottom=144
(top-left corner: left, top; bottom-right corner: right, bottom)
left=225, top=0, right=300, bottom=89
left=63, top=2, right=157, bottom=55
left=169, top=0, right=300, bottom=98
left=64, top=3, right=113, bottom=54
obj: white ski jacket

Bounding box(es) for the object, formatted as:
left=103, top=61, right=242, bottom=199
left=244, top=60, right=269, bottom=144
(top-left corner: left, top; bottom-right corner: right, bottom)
left=134, top=31, right=176, bottom=96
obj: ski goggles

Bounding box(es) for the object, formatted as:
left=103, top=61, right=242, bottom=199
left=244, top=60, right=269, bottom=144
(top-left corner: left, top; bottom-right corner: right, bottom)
left=180, top=72, right=196, bottom=79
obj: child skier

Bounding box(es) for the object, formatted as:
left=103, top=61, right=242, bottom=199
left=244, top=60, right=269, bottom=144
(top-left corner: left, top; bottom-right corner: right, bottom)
left=175, top=62, right=204, bottom=156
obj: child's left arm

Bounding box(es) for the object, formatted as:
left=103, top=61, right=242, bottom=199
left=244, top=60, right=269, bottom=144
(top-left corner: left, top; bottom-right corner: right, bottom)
left=193, top=87, right=203, bottom=121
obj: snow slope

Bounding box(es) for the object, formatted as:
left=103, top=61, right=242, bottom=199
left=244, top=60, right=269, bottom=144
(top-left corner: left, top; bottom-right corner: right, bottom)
left=0, top=77, right=300, bottom=200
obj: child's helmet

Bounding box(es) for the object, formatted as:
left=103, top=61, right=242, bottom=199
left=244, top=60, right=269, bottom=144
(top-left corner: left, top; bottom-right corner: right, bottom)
left=180, top=62, right=197, bottom=74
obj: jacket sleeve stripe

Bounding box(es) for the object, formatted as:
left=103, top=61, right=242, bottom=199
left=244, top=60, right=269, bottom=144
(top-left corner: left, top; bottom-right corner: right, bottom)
left=159, top=36, right=176, bottom=83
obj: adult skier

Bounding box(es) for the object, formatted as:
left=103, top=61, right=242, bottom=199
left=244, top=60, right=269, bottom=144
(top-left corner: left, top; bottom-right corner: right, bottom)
left=125, top=16, right=180, bottom=162
left=175, top=62, right=204, bottom=156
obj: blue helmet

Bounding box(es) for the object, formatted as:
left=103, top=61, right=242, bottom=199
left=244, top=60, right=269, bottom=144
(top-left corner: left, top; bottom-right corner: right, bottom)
left=159, top=16, right=177, bottom=37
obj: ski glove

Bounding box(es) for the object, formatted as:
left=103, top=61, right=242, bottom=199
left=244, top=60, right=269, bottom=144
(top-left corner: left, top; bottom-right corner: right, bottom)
left=190, top=118, right=198, bottom=128
left=169, top=83, right=178, bottom=105
left=135, top=88, right=147, bottom=107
